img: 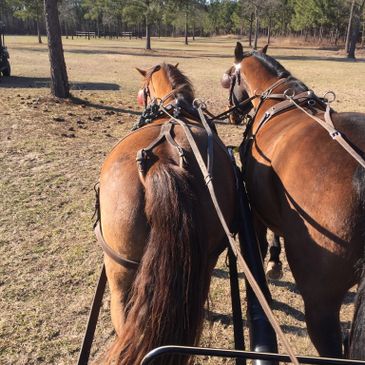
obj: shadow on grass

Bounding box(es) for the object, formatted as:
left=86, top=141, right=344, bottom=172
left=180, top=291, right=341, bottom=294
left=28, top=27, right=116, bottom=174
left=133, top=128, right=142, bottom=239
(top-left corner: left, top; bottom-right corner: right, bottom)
left=212, top=268, right=244, bottom=279
left=205, top=309, right=246, bottom=327
left=276, top=54, right=365, bottom=63
left=269, top=279, right=300, bottom=294
left=272, top=299, right=305, bottom=322
left=11, top=45, right=365, bottom=62
left=70, top=95, right=140, bottom=115
left=205, top=309, right=309, bottom=337
left=0, top=76, right=120, bottom=90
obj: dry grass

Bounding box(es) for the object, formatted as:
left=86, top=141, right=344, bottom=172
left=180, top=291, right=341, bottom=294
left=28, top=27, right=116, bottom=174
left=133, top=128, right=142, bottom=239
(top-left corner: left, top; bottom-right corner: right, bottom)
left=1, top=35, right=365, bottom=365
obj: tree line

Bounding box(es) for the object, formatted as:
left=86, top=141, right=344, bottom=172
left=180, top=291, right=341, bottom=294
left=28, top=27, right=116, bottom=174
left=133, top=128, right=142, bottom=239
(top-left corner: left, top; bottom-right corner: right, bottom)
left=1, top=0, right=364, bottom=98
left=1, top=0, right=365, bottom=50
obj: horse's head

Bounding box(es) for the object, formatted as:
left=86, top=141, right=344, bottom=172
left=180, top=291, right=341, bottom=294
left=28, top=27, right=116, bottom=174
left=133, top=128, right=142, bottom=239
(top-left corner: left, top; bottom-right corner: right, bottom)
left=221, top=42, right=271, bottom=124
left=220, top=42, right=254, bottom=124
left=136, top=62, right=194, bottom=108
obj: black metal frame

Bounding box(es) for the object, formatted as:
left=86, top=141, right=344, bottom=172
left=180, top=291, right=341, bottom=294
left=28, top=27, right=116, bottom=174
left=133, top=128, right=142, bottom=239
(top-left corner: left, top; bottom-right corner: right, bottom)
left=0, top=21, right=10, bottom=76
left=141, top=346, right=365, bottom=365
left=0, top=21, right=5, bottom=50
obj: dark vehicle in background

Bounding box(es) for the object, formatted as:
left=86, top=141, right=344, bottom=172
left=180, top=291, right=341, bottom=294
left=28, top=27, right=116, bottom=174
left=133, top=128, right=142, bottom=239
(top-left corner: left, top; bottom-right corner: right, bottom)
left=0, top=21, right=11, bottom=77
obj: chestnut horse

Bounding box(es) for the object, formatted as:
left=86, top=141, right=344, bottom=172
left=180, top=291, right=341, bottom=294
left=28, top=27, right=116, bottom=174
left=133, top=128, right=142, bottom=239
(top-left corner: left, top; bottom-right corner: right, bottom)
left=99, top=63, right=237, bottom=364
left=222, top=42, right=365, bottom=360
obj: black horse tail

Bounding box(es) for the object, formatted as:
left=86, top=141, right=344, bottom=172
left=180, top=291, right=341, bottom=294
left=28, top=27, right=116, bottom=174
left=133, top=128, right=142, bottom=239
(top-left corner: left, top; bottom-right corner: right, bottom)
left=349, top=248, right=365, bottom=360
left=107, top=163, right=210, bottom=365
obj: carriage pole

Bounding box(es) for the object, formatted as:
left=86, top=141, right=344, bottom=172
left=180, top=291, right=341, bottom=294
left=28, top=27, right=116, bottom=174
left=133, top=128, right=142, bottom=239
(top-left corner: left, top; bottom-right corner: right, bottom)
left=228, top=247, right=246, bottom=365
left=234, top=164, right=278, bottom=365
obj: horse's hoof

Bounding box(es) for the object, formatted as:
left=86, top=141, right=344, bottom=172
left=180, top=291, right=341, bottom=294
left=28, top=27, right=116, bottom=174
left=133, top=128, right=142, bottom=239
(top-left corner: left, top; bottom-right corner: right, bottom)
left=266, top=261, right=283, bottom=280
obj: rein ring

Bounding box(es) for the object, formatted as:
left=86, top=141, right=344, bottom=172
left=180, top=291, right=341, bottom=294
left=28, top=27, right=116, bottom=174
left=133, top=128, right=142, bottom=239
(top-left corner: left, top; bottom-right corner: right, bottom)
left=323, top=91, right=336, bottom=104
left=284, top=88, right=296, bottom=99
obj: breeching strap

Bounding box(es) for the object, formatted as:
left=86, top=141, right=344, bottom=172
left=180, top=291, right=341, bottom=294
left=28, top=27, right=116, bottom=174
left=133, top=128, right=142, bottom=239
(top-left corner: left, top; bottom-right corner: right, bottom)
left=160, top=102, right=300, bottom=365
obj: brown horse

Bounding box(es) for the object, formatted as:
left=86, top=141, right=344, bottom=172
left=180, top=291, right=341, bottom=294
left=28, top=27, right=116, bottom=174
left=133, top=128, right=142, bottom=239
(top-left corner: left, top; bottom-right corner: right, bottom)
left=222, top=42, right=365, bottom=360
left=98, top=63, right=237, bottom=364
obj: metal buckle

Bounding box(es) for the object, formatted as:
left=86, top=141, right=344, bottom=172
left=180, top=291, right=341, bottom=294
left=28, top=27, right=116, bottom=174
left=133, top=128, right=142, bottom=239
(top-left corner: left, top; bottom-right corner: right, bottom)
left=330, top=130, right=340, bottom=139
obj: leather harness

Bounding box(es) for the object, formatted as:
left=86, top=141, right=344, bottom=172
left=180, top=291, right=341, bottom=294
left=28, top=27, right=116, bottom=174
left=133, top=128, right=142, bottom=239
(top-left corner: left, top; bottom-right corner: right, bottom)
left=238, top=76, right=365, bottom=170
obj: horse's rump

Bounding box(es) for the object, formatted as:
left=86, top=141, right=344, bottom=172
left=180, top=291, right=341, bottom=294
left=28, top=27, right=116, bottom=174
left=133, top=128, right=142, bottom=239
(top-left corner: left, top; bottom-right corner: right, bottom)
left=100, top=119, right=236, bottom=364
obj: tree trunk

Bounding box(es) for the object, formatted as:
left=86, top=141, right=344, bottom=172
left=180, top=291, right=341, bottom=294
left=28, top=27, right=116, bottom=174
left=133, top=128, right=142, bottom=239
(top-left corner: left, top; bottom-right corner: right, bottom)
left=334, top=27, right=339, bottom=46
left=184, top=10, right=188, bottom=45
left=345, top=0, right=355, bottom=53
left=96, top=17, right=100, bottom=38
left=348, top=0, right=365, bottom=59
left=192, top=20, right=195, bottom=41
left=36, top=17, right=42, bottom=44
left=44, top=0, right=70, bottom=98
left=249, top=12, right=253, bottom=47
left=254, top=6, right=259, bottom=50
left=319, top=25, right=323, bottom=43
left=267, top=17, right=272, bottom=45
left=145, top=19, right=151, bottom=49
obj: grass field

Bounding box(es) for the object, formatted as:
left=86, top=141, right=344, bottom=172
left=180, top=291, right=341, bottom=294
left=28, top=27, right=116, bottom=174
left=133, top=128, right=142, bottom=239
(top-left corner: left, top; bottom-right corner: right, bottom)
left=1, top=35, right=365, bottom=365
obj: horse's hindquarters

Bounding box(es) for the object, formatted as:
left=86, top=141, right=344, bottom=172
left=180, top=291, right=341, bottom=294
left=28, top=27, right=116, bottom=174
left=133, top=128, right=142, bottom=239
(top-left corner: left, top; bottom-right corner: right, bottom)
left=99, top=123, right=237, bottom=364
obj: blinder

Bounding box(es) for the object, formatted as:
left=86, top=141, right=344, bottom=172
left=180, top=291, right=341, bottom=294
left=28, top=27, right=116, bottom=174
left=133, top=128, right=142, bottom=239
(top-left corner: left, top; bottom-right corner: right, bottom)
left=221, top=64, right=254, bottom=124
left=137, top=64, right=162, bottom=107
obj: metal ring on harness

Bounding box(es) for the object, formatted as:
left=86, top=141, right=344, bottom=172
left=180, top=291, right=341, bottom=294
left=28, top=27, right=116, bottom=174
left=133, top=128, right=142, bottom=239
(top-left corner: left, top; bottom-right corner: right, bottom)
left=193, top=98, right=207, bottom=110
left=284, top=87, right=296, bottom=99
left=323, top=91, right=336, bottom=104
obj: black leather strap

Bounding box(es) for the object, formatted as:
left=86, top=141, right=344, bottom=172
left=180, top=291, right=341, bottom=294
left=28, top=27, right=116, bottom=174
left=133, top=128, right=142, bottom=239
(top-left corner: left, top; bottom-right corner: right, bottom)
left=77, top=264, right=107, bottom=365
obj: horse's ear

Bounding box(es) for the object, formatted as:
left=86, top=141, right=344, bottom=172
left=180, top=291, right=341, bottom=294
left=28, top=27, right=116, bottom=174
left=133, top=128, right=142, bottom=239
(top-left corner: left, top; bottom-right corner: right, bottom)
left=234, top=42, right=244, bottom=62
left=136, top=67, right=147, bottom=77
left=261, top=44, right=269, bottom=54
left=174, top=63, right=179, bottom=68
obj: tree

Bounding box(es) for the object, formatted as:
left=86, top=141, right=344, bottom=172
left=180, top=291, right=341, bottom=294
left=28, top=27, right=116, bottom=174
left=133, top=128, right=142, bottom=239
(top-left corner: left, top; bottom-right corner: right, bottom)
left=58, top=0, right=78, bottom=38
left=347, top=0, right=365, bottom=58
left=345, top=0, right=356, bottom=52
left=10, top=0, right=43, bottom=43
left=122, top=0, right=161, bottom=49
left=44, top=0, right=70, bottom=98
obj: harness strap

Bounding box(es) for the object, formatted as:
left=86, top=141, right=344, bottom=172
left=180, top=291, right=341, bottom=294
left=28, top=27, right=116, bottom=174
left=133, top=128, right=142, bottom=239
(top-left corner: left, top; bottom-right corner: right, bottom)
left=77, top=264, right=107, bottom=365
left=136, top=122, right=187, bottom=184
left=194, top=100, right=214, bottom=178
left=253, top=91, right=316, bottom=137
left=95, top=222, right=140, bottom=270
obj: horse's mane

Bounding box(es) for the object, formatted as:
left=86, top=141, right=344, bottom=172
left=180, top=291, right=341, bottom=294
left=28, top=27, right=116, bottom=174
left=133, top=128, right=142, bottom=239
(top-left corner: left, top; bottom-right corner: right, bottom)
left=251, top=51, right=309, bottom=91
left=148, top=63, right=195, bottom=104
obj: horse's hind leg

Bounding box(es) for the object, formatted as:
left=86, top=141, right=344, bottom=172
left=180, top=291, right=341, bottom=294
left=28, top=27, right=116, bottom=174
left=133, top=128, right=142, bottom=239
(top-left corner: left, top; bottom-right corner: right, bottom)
left=105, top=258, right=137, bottom=336
left=254, top=217, right=282, bottom=280
left=285, top=237, right=345, bottom=357
left=303, top=296, right=343, bottom=357
left=266, top=235, right=283, bottom=280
